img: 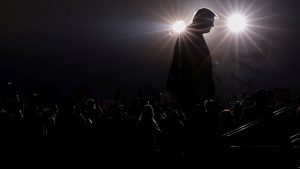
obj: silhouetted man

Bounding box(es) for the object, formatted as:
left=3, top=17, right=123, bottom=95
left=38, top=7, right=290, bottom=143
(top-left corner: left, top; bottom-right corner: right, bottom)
left=166, top=8, right=217, bottom=111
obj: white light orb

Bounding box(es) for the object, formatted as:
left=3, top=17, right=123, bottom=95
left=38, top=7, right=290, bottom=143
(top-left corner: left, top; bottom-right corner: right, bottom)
left=171, top=21, right=186, bottom=33
left=227, top=15, right=247, bottom=32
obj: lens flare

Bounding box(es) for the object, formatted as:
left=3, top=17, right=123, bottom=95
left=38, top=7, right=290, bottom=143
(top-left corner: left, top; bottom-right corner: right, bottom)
left=171, top=21, right=186, bottom=33
left=227, top=15, right=247, bottom=32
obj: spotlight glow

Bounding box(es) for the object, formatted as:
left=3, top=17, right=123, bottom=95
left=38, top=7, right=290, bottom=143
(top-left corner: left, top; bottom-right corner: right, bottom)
left=227, top=15, right=247, bottom=32
left=171, top=21, right=186, bottom=33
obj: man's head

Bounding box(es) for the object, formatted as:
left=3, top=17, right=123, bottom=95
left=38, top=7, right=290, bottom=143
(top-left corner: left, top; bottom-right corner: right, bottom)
left=191, top=8, right=217, bottom=33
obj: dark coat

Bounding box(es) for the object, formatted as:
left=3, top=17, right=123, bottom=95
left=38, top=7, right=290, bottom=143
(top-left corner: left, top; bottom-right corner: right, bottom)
left=166, top=26, right=215, bottom=104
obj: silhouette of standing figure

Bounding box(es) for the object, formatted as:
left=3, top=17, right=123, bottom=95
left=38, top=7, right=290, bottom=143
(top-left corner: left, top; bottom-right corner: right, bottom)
left=166, top=8, right=217, bottom=111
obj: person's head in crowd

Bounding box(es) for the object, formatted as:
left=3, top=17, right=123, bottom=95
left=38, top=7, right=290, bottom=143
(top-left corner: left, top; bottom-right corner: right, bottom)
left=85, top=99, right=95, bottom=110
left=204, top=99, right=215, bottom=112
left=139, top=104, right=155, bottom=121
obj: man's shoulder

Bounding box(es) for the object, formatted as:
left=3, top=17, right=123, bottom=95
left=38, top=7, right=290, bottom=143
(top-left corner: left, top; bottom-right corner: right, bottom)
left=177, top=29, right=203, bottom=42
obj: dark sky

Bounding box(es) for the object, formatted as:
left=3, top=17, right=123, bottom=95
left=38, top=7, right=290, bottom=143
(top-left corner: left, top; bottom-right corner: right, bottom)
left=1, top=0, right=300, bottom=98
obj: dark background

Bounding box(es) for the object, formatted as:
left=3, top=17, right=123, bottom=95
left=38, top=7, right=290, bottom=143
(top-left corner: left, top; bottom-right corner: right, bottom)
left=1, top=0, right=300, bottom=99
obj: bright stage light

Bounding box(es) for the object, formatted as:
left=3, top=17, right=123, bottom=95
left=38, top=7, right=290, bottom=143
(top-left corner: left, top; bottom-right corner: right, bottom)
left=171, top=21, right=186, bottom=33
left=227, top=15, right=247, bottom=33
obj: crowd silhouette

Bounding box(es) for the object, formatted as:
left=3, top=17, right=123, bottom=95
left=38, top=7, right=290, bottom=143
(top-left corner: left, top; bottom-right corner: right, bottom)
left=0, top=83, right=299, bottom=168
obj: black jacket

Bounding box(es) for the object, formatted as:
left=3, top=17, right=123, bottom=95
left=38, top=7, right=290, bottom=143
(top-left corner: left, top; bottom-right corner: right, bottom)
left=166, top=26, right=215, bottom=103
